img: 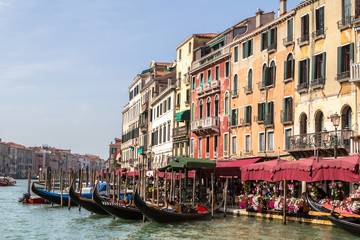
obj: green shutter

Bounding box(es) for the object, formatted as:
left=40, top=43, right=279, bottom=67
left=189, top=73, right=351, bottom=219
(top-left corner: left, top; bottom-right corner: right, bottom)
left=267, top=29, right=272, bottom=49
left=258, top=103, right=262, bottom=121
left=265, top=102, right=269, bottom=124
left=261, top=33, right=264, bottom=51
left=270, top=101, right=274, bottom=124
left=266, top=67, right=271, bottom=86
left=288, top=19, right=293, bottom=41
left=289, top=97, right=293, bottom=121
left=273, top=65, right=276, bottom=85
left=312, top=55, right=316, bottom=81
left=291, top=59, right=294, bottom=78
left=298, top=61, right=301, bottom=84
left=249, top=106, right=252, bottom=124
left=322, top=52, right=326, bottom=81
left=250, top=39, right=253, bottom=56
left=230, top=110, right=233, bottom=125
left=243, top=42, right=248, bottom=58
left=350, top=42, right=355, bottom=62
left=274, top=27, right=277, bottom=49
left=284, top=60, right=288, bottom=80
left=235, top=109, right=238, bottom=125
left=337, top=46, right=342, bottom=74
left=306, top=58, right=310, bottom=86
left=244, top=107, right=248, bottom=123
left=282, top=98, right=286, bottom=122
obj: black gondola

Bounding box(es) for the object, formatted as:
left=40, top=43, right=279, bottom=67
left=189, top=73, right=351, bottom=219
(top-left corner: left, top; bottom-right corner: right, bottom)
left=133, top=188, right=222, bottom=223
left=92, top=186, right=143, bottom=220
left=31, top=182, right=77, bottom=206
left=69, top=184, right=109, bottom=215
left=306, top=191, right=360, bottom=236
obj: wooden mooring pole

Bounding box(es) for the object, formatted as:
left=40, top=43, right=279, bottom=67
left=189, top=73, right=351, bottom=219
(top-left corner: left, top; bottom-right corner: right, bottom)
left=211, top=172, right=214, bottom=218
left=224, top=178, right=228, bottom=218
left=27, top=167, right=31, bottom=194
left=283, top=179, right=287, bottom=225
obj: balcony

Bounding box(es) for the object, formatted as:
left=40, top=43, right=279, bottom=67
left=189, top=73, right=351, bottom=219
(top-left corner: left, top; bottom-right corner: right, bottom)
left=337, top=16, right=354, bottom=30
left=173, top=125, right=189, bottom=139
left=192, top=46, right=230, bottom=70
left=311, top=77, right=325, bottom=90
left=283, top=36, right=294, bottom=47
left=139, top=123, right=147, bottom=133
left=296, top=82, right=308, bottom=94
left=176, top=78, right=181, bottom=90
left=190, top=117, right=220, bottom=136
left=312, top=28, right=325, bottom=41
left=243, top=85, right=253, bottom=94
left=350, top=62, right=360, bottom=82
left=203, top=83, right=211, bottom=92
left=141, top=101, right=148, bottom=113
left=183, top=74, right=190, bottom=85
left=211, top=80, right=220, bottom=89
left=196, top=86, right=204, bottom=95
left=121, top=139, right=135, bottom=150
left=268, top=43, right=276, bottom=53
left=286, top=130, right=351, bottom=159
left=297, top=34, right=309, bottom=47
left=337, top=71, right=350, bottom=83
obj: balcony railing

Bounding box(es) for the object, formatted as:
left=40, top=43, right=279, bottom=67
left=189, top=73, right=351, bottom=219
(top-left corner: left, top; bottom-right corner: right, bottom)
left=192, top=46, right=230, bottom=70
left=311, top=77, right=325, bottom=89
left=297, top=82, right=308, bottom=93
left=190, top=117, right=220, bottom=135
left=286, top=130, right=351, bottom=155
left=183, top=74, right=190, bottom=85
left=337, top=71, right=350, bottom=83
left=231, top=89, right=238, bottom=98
left=312, top=28, right=325, bottom=40
left=173, top=125, right=189, bottom=139
left=337, top=16, right=354, bottom=30
left=196, top=86, right=204, bottom=95
left=243, top=85, right=253, bottom=94
left=351, top=62, right=360, bottom=82
left=211, top=80, right=220, bottom=89
left=268, top=43, right=276, bottom=52
left=139, top=123, right=147, bottom=133
left=297, top=34, right=309, bottom=47
left=176, top=78, right=181, bottom=89
left=203, top=83, right=211, bottom=92
left=283, top=36, right=294, bottom=46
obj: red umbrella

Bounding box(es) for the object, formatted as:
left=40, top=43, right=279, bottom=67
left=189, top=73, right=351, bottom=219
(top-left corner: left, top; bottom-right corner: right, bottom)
left=241, top=159, right=286, bottom=182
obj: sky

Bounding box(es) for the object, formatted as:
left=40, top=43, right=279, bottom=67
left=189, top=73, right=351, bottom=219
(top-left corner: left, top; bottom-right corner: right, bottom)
left=0, top=0, right=299, bottom=159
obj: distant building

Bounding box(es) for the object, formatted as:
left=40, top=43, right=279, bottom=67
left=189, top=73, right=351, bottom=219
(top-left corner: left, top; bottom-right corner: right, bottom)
left=109, top=138, right=122, bottom=165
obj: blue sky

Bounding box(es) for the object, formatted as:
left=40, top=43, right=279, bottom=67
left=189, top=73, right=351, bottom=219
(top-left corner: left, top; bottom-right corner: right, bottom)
left=0, top=0, right=298, bottom=159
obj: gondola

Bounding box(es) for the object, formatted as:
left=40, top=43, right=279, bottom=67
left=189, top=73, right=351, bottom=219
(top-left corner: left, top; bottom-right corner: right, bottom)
left=133, top=188, right=223, bottom=223
left=306, top=191, right=360, bottom=236
left=31, top=182, right=77, bottom=206
left=69, top=184, right=109, bottom=215
left=92, top=186, right=143, bottom=220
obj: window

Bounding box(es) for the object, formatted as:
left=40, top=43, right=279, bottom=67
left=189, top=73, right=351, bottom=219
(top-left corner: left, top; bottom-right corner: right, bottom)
left=206, top=98, right=211, bottom=117
left=179, top=49, right=182, bottom=61
left=315, top=6, right=325, bottom=35
left=199, top=100, right=203, bottom=119
left=186, top=89, right=190, bottom=103
left=244, top=105, right=252, bottom=125
left=234, top=46, right=239, bottom=62
left=225, top=92, right=229, bottom=115
left=215, top=66, right=219, bottom=80
left=200, top=73, right=204, bottom=86
left=267, top=131, right=274, bottom=151
left=157, top=105, right=160, bottom=118
left=337, top=43, right=354, bottom=80
left=247, top=69, right=253, bottom=91
left=233, top=75, right=238, bottom=96
left=312, top=53, right=326, bottom=85
left=257, top=102, right=265, bottom=122
left=267, top=27, right=277, bottom=51
left=214, top=135, right=218, bottom=153
left=245, top=135, right=251, bottom=153
left=188, top=42, right=192, bottom=54
left=230, top=108, right=238, bottom=126
left=298, top=58, right=310, bottom=89
left=284, top=128, right=292, bottom=150
left=261, top=64, right=267, bottom=87
left=284, top=54, right=294, bottom=80
left=163, top=125, right=166, bottom=142
left=207, top=69, right=211, bottom=83
left=167, top=122, right=170, bottom=141
left=263, top=62, right=276, bottom=87
left=163, top=100, right=167, bottom=112
left=191, top=103, right=195, bottom=121
left=264, top=101, right=274, bottom=125
left=342, top=0, right=352, bottom=24
left=242, top=39, right=253, bottom=58
left=301, top=14, right=309, bottom=42
left=224, top=133, right=229, bottom=155
left=190, top=139, right=194, bottom=155
left=176, top=93, right=180, bottom=107
left=160, top=103, right=163, bottom=115
left=259, top=132, right=265, bottom=152
left=214, top=95, right=219, bottom=117
left=225, top=62, right=230, bottom=78
left=192, top=76, right=196, bottom=90
left=287, top=18, right=294, bottom=42
left=261, top=32, right=268, bottom=51
left=168, top=97, right=171, bottom=110
left=159, top=127, right=162, bottom=144
left=232, top=136, right=237, bottom=155
left=282, top=97, right=293, bottom=123
left=199, top=138, right=202, bottom=157
left=206, top=136, right=210, bottom=154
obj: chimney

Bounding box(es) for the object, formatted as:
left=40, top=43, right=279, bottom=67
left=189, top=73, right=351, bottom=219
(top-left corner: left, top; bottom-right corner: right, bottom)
left=279, top=0, right=287, bottom=16
left=256, top=8, right=264, bottom=28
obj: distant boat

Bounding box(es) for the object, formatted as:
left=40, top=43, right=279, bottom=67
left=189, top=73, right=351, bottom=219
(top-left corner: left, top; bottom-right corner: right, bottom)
left=0, top=176, right=16, bottom=186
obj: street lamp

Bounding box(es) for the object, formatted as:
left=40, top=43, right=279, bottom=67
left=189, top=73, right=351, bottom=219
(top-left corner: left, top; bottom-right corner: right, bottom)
left=330, top=113, right=340, bottom=159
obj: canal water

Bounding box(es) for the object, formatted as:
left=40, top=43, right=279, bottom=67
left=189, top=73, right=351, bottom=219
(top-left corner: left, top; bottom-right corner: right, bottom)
left=0, top=180, right=357, bottom=240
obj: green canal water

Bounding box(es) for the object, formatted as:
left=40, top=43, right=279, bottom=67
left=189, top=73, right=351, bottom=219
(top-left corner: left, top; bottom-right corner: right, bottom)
left=0, top=180, right=357, bottom=240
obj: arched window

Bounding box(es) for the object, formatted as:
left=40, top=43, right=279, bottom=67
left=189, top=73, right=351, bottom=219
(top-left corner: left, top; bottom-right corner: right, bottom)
left=192, top=76, right=195, bottom=90
left=191, top=103, right=195, bottom=121
left=314, top=110, right=324, bottom=146
left=262, top=64, right=267, bottom=86
left=199, top=100, right=203, bottom=119
left=233, top=74, right=238, bottom=96
left=214, top=95, right=219, bottom=117
left=342, top=105, right=352, bottom=130
left=269, top=61, right=276, bottom=85
left=225, top=92, right=229, bottom=115
left=284, top=54, right=294, bottom=80
left=207, top=98, right=211, bottom=117
left=300, top=113, right=307, bottom=135
left=247, top=69, right=253, bottom=91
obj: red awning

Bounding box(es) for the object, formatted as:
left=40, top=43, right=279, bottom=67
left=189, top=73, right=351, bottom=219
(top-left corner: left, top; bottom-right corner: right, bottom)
left=115, top=168, right=126, bottom=176
left=203, top=158, right=261, bottom=178
left=241, top=159, right=287, bottom=182
left=157, top=170, right=195, bottom=179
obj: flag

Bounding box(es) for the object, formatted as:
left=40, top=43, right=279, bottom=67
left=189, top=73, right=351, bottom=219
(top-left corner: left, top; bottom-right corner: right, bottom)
left=115, top=149, right=120, bottom=161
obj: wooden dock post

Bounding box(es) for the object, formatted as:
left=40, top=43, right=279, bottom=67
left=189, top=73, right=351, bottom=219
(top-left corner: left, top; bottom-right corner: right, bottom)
left=179, top=170, right=182, bottom=204
left=79, top=168, right=84, bottom=212
left=27, top=167, right=31, bottom=194
left=156, top=171, right=159, bottom=206
left=164, top=170, right=168, bottom=206
left=117, top=170, right=120, bottom=202
left=86, top=166, right=89, bottom=187
left=68, top=169, right=72, bottom=210
left=124, top=172, right=128, bottom=202
left=192, top=174, right=196, bottom=206
left=224, top=178, right=228, bottom=218
left=211, top=172, right=214, bottom=218
left=283, top=179, right=287, bottom=225
left=106, top=168, right=110, bottom=197
left=112, top=170, right=116, bottom=203
left=60, top=168, right=63, bottom=208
